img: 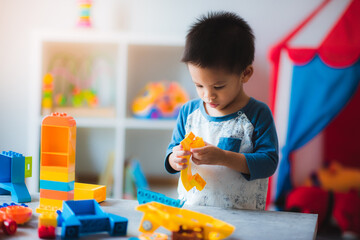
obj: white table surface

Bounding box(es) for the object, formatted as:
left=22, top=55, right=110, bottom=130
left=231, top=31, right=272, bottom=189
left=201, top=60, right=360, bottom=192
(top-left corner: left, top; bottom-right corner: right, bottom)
left=0, top=193, right=318, bottom=240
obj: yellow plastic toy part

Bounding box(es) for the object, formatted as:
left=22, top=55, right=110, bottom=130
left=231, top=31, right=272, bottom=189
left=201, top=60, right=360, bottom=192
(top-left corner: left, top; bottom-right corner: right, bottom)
left=180, top=132, right=206, bottom=191
left=136, top=202, right=235, bottom=240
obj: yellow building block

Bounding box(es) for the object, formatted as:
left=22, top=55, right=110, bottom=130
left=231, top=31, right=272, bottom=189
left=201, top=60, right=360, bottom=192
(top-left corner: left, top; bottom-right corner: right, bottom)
left=40, top=169, right=75, bottom=182
left=136, top=202, right=235, bottom=240
left=74, top=182, right=106, bottom=203
left=38, top=198, right=63, bottom=211
left=180, top=132, right=206, bottom=191
left=38, top=212, right=57, bottom=227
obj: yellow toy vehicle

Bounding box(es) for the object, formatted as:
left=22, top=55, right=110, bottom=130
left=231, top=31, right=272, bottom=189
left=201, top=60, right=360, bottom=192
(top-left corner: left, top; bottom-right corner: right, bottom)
left=136, top=202, right=235, bottom=240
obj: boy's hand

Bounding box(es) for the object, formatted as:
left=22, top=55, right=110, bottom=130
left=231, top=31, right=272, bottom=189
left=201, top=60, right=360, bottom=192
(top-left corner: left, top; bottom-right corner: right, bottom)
left=169, top=145, right=191, bottom=171
left=190, top=142, right=226, bottom=165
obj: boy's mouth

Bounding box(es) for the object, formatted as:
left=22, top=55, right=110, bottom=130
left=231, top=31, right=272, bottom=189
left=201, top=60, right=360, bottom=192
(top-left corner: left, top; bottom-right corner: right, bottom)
left=208, top=103, right=219, bottom=108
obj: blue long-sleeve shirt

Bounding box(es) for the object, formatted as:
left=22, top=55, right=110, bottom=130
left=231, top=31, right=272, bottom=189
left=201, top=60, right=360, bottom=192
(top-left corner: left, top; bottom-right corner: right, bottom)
left=165, top=97, right=278, bottom=210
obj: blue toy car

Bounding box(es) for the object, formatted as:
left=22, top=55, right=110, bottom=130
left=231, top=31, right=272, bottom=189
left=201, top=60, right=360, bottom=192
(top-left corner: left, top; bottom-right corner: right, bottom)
left=57, top=199, right=127, bottom=238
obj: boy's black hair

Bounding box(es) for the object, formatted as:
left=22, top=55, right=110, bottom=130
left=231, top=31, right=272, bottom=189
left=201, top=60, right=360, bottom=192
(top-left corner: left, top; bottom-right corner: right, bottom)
left=182, top=11, right=255, bottom=75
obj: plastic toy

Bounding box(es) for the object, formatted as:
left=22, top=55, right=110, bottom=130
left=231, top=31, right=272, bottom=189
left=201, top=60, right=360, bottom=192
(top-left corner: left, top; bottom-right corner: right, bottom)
left=74, top=182, right=106, bottom=203
left=42, top=73, right=54, bottom=115
left=285, top=186, right=360, bottom=238
left=137, top=188, right=185, bottom=208
left=57, top=199, right=128, bottom=238
left=0, top=203, right=32, bottom=235
left=0, top=151, right=32, bottom=203
left=132, top=82, right=189, bottom=119
left=138, top=232, right=168, bottom=240
left=38, top=212, right=57, bottom=239
left=303, top=161, right=360, bottom=192
left=78, top=0, right=92, bottom=28
left=180, top=132, right=206, bottom=191
left=172, top=225, right=204, bottom=240
left=37, top=112, right=76, bottom=214
left=136, top=202, right=235, bottom=240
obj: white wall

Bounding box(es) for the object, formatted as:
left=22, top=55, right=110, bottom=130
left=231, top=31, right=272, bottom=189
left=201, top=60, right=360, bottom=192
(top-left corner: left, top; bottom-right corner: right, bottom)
left=0, top=0, right=325, bottom=183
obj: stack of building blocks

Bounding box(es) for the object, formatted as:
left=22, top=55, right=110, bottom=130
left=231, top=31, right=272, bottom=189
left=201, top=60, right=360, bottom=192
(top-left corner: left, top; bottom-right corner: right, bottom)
left=38, top=212, right=57, bottom=239
left=37, top=112, right=76, bottom=213
left=0, top=151, right=32, bottom=203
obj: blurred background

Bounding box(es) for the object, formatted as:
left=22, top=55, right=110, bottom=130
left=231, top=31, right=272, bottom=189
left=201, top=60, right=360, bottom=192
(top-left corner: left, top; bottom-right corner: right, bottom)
left=0, top=0, right=359, bottom=239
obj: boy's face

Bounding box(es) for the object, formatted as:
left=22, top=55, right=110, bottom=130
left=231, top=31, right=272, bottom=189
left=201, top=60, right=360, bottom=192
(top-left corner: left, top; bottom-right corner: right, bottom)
left=188, top=63, right=252, bottom=116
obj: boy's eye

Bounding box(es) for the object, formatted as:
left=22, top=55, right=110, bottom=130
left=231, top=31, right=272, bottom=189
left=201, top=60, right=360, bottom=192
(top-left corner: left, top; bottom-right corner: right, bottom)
left=214, top=86, right=225, bottom=90
left=195, top=84, right=203, bottom=88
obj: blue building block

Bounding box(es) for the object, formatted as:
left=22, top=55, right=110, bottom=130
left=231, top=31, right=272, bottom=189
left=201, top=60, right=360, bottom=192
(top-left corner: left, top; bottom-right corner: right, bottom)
left=0, top=151, right=31, bottom=203
left=57, top=199, right=128, bottom=239
left=40, top=180, right=75, bottom=192
left=137, top=188, right=185, bottom=208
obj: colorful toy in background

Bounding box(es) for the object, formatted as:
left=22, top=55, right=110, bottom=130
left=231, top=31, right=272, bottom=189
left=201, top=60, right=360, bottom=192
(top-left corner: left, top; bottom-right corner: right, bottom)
left=132, top=81, right=189, bottom=119
left=285, top=186, right=360, bottom=238
left=0, top=151, right=32, bottom=203
left=0, top=203, right=32, bottom=235
left=285, top=161, right=360, bottom=238
left=136, top=202, right=235, bottom=240
left=303, top=161, right=360, bottom=193
left=41, top=54, right=114, bottom=115
left=41, top=73, right=54, bottom=114
left=180, top=132, right=206, bottom=192
left=123, top=159, right=149, bottom=199
left=78, top=0, right=92, bottom=28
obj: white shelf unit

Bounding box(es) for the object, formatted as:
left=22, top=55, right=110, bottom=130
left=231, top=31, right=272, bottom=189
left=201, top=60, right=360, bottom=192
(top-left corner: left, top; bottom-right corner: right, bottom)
left=28, top=30, right=195, bottom=198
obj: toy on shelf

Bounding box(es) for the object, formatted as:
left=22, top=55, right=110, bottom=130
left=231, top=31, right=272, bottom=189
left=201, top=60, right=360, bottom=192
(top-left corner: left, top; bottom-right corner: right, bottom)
left=132, top=81, right=189, bottom=119
left=180, top=132, right=206, bottom=192
left=57, top=199, right=128, bottom=238
left=136, top=202, right=235, bottom=240
left=0, top=151, right=32, bottom=203
left=0, top=203, right=32, bottom=235
left=137, top=188, right=185, bottom=208
left=42, top=73, right=54, bottom=115
left=78, top=0, right=92, bottom=28
left=38, top=212, right=57, bottom=239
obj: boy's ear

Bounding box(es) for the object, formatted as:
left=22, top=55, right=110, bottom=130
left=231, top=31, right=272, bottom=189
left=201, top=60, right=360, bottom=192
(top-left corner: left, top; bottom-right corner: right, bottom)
left=241, top=65, right=253, bottom=83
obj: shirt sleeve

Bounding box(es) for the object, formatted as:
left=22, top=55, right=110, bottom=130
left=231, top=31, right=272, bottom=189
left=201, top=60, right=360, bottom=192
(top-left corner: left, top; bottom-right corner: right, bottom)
left=164, top=103, right=188, bottom=174
left=243, top=104, right=279, bottom=181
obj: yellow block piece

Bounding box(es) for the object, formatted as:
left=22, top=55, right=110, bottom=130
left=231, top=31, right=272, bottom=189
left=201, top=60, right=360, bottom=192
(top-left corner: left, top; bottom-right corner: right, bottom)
left=180, top=132, right=206, bottom=191
left=40, top=169, right=75, bottom=182
left=38, top=212, right=57, bottom=227
left=74, top=182, right=106, bottom=203
left=136, top=202, right=235, bottom=240
left=37, top=198, right=63, bottom=213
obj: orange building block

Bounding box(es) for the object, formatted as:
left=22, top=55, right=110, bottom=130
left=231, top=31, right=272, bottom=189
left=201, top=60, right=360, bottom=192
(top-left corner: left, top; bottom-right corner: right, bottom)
left=180, top=132, right=206, bottom=192
left=40, top=189, right=74, bottom=201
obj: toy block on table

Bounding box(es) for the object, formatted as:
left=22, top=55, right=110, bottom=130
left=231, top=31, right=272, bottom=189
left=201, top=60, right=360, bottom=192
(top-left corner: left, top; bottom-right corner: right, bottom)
left=0, top=151, right=32, bottom=203
left=57, top=199, right=128, bottom=238
left=74, top=182, right=106, bottom=203
left=137, top=188, right=185, bottom=208
left=136, top=202, right=235, bottom=240
left=37, top=113, right=76, bottom=214
left=180, top=132, right=206, bottom=192
left=38, top=212, right=57, bottom=239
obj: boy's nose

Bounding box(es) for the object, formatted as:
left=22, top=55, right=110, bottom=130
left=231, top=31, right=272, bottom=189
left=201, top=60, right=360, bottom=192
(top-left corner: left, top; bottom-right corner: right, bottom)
left=204, top=91, right=216, bottom=101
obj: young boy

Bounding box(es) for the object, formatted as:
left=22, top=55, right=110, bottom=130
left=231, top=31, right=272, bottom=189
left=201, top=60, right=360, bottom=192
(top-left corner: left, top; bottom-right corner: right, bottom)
left=165, top=12, right=278, bottom=210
